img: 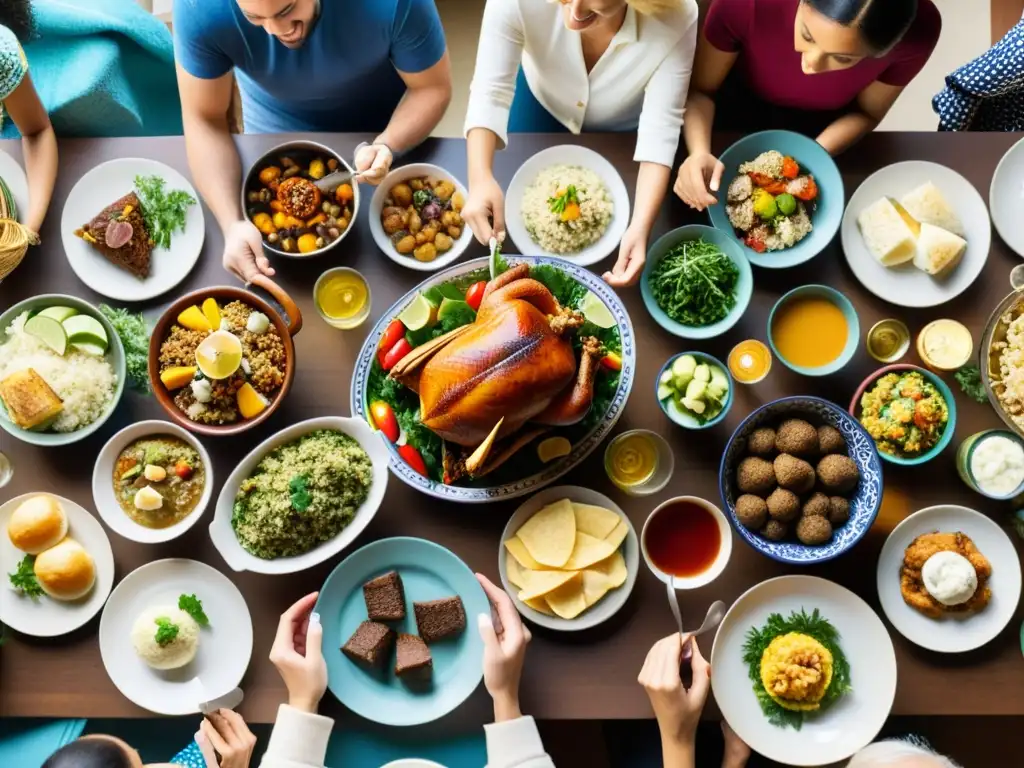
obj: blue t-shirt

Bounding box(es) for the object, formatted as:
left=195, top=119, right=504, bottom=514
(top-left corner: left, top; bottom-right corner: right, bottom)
left=172, top=0, right=446, bottom=133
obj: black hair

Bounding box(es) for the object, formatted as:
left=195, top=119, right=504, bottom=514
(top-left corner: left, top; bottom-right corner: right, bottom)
left=804, top=0, right=918, bottom=54
left=42, top=738, right=133, bottom=768
left=0, top=0, right=35, bottom=42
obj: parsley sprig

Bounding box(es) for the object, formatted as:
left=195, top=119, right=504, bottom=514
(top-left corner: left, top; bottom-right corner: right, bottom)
left=289, top=474, right=312, bottom=512
left=154, top=616, right=179, bottom=646
left=178, top=594, right=209, bottom=627
left=134, top=175, right=197, bottom=250
left=955, top=364, right=988, bottom=404
left=8, top=554, right=43, bottom=598
left=547, top=185, right=578, bottom=215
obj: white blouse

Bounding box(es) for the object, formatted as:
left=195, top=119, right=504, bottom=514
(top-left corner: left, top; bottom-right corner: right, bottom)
left=464, top=0, right=699, bottom=168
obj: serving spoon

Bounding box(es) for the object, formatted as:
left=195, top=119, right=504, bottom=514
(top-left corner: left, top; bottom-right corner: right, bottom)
left=666, top=580, right=727, bottom=660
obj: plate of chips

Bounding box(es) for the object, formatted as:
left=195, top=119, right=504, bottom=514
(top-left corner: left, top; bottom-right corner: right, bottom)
left=497, top=485, right=639, bottom=631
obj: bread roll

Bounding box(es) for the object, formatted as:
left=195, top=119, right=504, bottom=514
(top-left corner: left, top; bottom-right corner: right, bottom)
left=34, top=538, right=95, bottom=601
left=857, top=197, right=916, bottom=266
left=913, top=223, right=968, bottom=276
left=7, top=495, right=68, bottom=554
left=900, top=182, right=965, bottom=238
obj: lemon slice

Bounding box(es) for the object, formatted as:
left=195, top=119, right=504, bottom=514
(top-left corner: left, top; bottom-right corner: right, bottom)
left=537, top=436, right=572, bottom=463
left=195, top=330, right=243, bottom=380
left=398, top=293, right=437, bottom=332
left=579, top=292, right=615, bottom=329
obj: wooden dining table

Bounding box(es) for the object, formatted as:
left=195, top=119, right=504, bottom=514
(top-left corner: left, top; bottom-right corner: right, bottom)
left=1, top=131, right=1023, bottom=729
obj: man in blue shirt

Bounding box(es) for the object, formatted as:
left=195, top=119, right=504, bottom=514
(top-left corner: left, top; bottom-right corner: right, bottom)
left=173, top=0, right=451, bottom=282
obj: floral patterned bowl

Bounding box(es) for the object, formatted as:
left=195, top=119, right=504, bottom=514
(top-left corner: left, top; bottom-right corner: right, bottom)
left=718, top=396, right=883, bottom=565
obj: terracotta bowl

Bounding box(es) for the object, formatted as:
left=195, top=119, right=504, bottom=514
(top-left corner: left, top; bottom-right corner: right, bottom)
left=148, top=274, right=302, bottom=436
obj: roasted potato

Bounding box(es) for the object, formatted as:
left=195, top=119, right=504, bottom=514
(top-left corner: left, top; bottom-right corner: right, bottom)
left=441, top=210, right=462, bottom=228
left=408, top=210, right=423, bottom=234
left=420, top=224, right=438, bottom=242
left=391, top=183, right=413, bottom=208
left=448, top=226, right=462, bottom=239
left=433, top=180, right=455, bottom=202
left=396, top=235, right=417, bottom=254
left=434, top=232, right=453, bottom=252
left=382, top=212, right=405, bottom=235
left=409, top=178, right=425, bottom=191
left=452, top=192, right=465, bottom=211
left=414, top=243, right=437, bottom=262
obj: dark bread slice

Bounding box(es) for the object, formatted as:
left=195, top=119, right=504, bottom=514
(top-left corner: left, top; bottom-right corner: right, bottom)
left=394, top=633, right=432, bottom=677
left=363, top=570, right=406, bottom=621
left=341, top=621, right=394, bottom=668
left=75, top=191, right=152, bottom=279
left=414, top=596, right=466, bottom=643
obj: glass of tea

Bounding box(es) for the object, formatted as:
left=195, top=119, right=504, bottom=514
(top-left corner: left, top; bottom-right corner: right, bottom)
left=641, top=496, right=732, bottom=589
left=314, top=267, right=371, bottom=329
left=604, top=429, right=674, bottom=497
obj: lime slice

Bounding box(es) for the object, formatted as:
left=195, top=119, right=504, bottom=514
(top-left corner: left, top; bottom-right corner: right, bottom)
left=195, top=330, right=243, bottom=380
left=398, top=293, right=437, bottom=332
left=537, top=436, right=572, bottom=463
left=71, top=341, right=107, bottom=357
left=38, top=306, right=79, bottom=323
left=62, top=314, right=108, bottom=353
left=24, top=315, right=67, bottom=355
left=579, top=291, right=615, bottom=329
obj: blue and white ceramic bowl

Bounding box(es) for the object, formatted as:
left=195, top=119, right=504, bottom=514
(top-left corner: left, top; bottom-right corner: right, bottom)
left=708, top=130, right=843, bottom=269
left=719, top=396, right=883, bottom=565
left=656, top=351, right=733, bottom=430
left=768, top=285, right=860, bottom=377
left=350, top=256, right=636, bottom=503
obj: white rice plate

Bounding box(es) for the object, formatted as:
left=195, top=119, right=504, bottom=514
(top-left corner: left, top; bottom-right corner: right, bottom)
left=522, top=165, right=612, bottom=254
left=0, top=311, right=117, bottom=432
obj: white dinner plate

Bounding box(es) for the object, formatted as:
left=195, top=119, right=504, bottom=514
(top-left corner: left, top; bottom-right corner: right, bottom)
left=711, top=575, right=896, bottom=767
left=0, top=148, right=29, bottom=223
left=841, top=161, right=991, bottom=308
left=0, top=493, right=114, bottom=637
left=98, top=558, right=253, bottom=715
left=876, top=504, right=1021, bottom=653
left=61, top=158, right=205, bottom=302
left=991, top=136, right=1024, bottom=258
left=381, top=761, right=446, bottom=768
left=505, top=145, right=630, bottom=267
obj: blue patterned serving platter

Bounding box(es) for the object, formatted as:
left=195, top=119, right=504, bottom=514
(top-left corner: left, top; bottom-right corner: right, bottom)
left=719, top=396, right=883, bottom=565
left=350, top=256, right=636, bottom=503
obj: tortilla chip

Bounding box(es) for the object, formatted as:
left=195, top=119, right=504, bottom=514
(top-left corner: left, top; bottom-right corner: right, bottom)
left=572, top=502, right=620, bottom=539
left=604, top=520, right=629, bottom=550
left=504, top=536, right=546, bottom=571
left=589, top=551, right=627, bottom=588
left=562, top=532, right=616, bottom=571
left=517, top=569, right=577, bottom=601
left=515, top=499, right=575, bottom=567
left=544, top=574, right=587, bottom=619
left=506, top=552, right=526, bottom=589
left=581, top=569, right=616, bottom=607
left=523, top=596, right=554, bottom=615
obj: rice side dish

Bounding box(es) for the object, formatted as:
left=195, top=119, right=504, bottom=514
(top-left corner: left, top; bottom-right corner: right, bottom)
left=0, top=311, right=117, bottom=432
left=994, top=309, right=1024, bottom=431
left=522, top=165, right=612, bottom=254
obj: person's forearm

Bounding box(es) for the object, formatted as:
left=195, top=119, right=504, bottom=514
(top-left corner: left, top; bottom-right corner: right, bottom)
left=20, top=126, right=57, bottom=234
left=493, top=692, right=522, bottom=723
left=682, top=92, right=716, bottom=156
left=630, top=162, right=670, bottom=237
left=467, top=128, right=499, bottom=185
left=182, top=112, right=244, bottom=233
left=815, top=111, right=878, bottom=156
left=661, top=735, right=696, bottom=768
left=376, top=84, right=451, bottom=154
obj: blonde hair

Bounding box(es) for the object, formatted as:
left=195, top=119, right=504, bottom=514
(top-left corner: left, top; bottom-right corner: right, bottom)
left=627, top=0, right=682, bottom=15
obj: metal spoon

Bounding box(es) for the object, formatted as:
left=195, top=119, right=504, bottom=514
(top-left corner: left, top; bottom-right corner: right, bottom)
left=677, top=599, right=728, bottom=661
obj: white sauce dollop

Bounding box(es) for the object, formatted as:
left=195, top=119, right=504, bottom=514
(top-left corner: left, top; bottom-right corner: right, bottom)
left=246, top=312, right=270, bottom=334
left=922, top=551, right=978, bottom=606
left=971, top=434, right=1024, bottom=497
left=190, top=378, right=212, bottom=403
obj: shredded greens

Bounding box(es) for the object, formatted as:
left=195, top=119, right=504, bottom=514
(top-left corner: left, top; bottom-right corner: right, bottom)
left=955, top=364, right=987, bottom=404
left=99, top=304, right=150, bottom=392
left=178, top=594, right=209, bottom=627
left=649, top=238, right=739, bottom=327
left=134, top=175, right=196, bottom=250
left=741, top=608, right=852, bottom=730
left=8, top=554, right=42, bottom=598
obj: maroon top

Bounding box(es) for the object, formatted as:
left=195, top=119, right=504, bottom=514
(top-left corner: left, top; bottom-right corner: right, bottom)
left=704, top=0, right=942, bottom=111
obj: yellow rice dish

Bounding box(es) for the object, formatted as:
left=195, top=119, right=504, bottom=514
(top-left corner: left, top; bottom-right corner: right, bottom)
left=759, top=632, right=834, bottom=712
left=858, top=371, right=948, bottom=458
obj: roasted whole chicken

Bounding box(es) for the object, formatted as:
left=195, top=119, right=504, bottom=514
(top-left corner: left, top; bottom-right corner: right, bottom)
left=390, top=263, right=603, bottom=482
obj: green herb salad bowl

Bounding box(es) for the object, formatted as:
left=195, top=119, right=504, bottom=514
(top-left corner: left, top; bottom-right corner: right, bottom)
left=641, top=224, right=753, bottom=340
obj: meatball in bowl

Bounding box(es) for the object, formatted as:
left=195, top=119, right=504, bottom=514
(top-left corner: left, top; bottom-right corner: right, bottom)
left=720, top=396, right=883, bottom=565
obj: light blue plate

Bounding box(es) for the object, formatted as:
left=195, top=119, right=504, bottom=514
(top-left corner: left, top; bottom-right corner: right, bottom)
left=316, top=537, right=488, bottom=727
left=656, top=352, right=734, bottom=429
left=708, top=130, right=843, bottom=269
left=640, top=225, right=753, bottom=339
left=768, top=285, right=860, bottom=376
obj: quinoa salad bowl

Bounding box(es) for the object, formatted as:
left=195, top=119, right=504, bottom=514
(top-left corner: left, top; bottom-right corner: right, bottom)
left=709, top=131, right=843, bottom=269
left=0, top=294, right=125, bottom=446
left=210, top=416, right=389, bottom=574
left=148, top=275, right=301, bottom=436
left=505, top=145, right=630, bottom=267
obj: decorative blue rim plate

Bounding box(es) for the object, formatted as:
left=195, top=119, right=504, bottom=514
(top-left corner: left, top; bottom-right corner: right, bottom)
left=718, top=396, right=883, bottom=565
left=350, top=255, right=636, bottom=503
left=316, top=537, right=488, bottom=727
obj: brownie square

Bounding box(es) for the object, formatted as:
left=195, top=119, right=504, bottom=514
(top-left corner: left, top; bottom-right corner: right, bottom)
left=342, top=621, right=395, bottom=668
left=363, top=570, right=406, bottom=621
left=414, top=596, right=467, bottom=643
left=394, top=633, right=432, bottom=678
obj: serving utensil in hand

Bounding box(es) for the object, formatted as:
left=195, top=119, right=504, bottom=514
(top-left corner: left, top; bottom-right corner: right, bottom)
left=313, top=168, right=356, bottom=194
left=667, top=576, right=684, bottom=637
left=193, top=676, right=244, bottom=715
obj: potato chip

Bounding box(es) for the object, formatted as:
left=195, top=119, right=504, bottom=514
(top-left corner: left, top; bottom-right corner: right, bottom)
left=588, top=550, right=627, bottom=588
left=504, top=536, right=546, bottom=570
left=523, top=597, right=554, bottom=616
left=562, top=532, right=616, bottom=571
left=572, top=502, right=621, bottom=539
left=544, top=574, right=587, bottom=619
left=506, top=552, right=526, bottom=589
left=581, top=569, right=616, bottom=607
left=517, top=569, right=577, bottom=601
left=515, top=499, right=576, bottom=567
left=604, top=520, right=629, bottom=550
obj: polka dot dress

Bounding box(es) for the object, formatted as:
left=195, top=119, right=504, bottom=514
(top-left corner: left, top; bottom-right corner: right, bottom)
left=933, top=18, right=1024, bottom=131
left=169, top=740, right=207, bottom=768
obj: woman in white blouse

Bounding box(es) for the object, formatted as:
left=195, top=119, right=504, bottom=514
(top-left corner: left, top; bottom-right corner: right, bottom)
left=462, top=0, right=699, bottom=287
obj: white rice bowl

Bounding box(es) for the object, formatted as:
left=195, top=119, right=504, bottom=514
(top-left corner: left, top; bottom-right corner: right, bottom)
left=522, top=165, right=612, bottom=254
left=130, top=605, right=200, bottom=670
left=0, top=311, right=117, bottom=432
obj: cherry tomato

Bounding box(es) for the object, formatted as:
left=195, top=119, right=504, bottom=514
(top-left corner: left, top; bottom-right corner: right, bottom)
left=381, top=338, right=413, bottom=371
left=600, top=352, right=622, bottom=372
left=465, top=281, right=487, bottom=312
left=174, top=460, right=194, bottom=480
left=369, top=401, right=400, bottom=442
left=793, top=176, right=818, bottom=202
left=744, top=235, right=767, bottom=254
left=379, top=319, right=405, bottom=352
left=781, top=156, right=799, bottom=180
left=398, top=444, right=428, bottom=476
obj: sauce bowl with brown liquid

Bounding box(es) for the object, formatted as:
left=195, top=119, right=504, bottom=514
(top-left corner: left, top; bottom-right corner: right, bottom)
left=641, top=496, right=732, bottom=589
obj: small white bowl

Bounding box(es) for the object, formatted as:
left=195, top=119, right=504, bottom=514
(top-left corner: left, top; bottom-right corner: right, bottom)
left=92, top=420, right=213, bottom=544
left=368, top=163, right=474, bottom=272
left=641, top=496, right=732, bottom=589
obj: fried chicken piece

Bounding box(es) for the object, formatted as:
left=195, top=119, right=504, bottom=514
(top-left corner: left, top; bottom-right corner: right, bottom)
left=900, top=531, right=992, bottom=618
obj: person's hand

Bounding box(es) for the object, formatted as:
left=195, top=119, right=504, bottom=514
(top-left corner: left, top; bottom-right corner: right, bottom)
left=196, top=709, right=257, bottom=768
left=268, top=592, right=327, bottom=714
left=603, top=224, right=647, bottom=287
left=674, top=153, right=725, bottom=211
left=463, top=174, right=506, bottom=245
left=721, top=721, right=751, bottom=768
left=638, top=634, right=711, bottom=746
left=223, top=219, right=275, bottom=284
left=475, top=572, right=531, bottom=722
left=354, top=143, right=394, bottom=185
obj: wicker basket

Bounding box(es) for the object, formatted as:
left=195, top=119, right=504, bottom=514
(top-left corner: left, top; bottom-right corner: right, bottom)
left=0, top=174, right=37, bottom=280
